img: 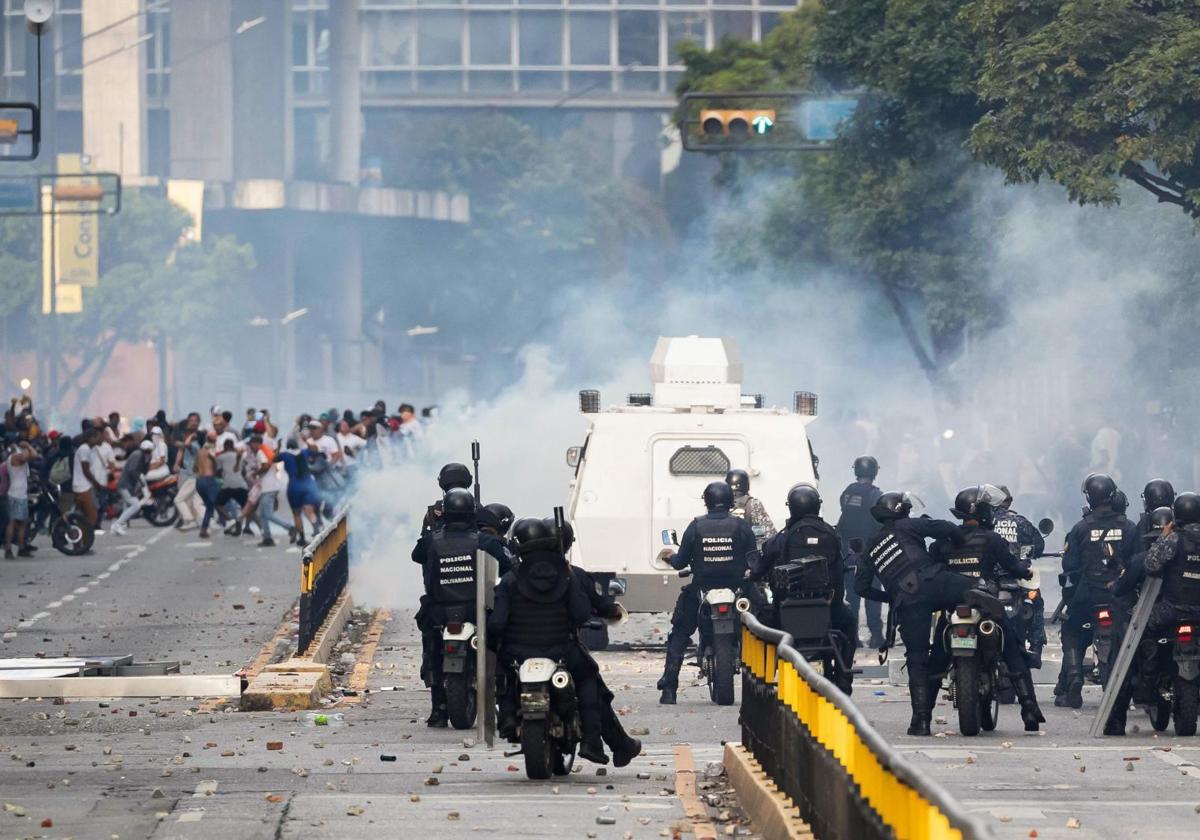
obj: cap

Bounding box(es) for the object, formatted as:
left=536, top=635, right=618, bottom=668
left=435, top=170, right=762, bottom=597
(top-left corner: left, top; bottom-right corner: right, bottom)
left=307, top=420, right=323, bottom=429
left=139, top=439, right=154, bottom=451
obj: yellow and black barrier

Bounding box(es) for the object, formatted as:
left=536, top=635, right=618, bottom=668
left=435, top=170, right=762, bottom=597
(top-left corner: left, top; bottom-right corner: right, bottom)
left=740, top=613, right=992, bottom=840
left=299, top=512, right=350, bottom=655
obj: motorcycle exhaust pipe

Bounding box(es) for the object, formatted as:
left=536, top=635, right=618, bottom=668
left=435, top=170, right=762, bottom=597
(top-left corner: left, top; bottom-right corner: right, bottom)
left=470, top=636, right=479, bottom=650
left=735, top=597, right=751, bottom=614
left=551, top=670, right=571, bottom=690
left=978, top=620, right=998, bottom=636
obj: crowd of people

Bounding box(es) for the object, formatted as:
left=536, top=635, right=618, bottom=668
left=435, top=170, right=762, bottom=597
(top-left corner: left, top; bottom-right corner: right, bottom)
left=0, top=396, right=431, bottom=557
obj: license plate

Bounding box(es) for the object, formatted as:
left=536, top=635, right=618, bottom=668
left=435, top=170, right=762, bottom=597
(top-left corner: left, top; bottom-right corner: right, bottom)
left=951, top=636, right=977, bottom=650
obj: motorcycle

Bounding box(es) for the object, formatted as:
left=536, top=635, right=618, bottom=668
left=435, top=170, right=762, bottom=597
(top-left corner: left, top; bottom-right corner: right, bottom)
left=40, top=484, right=94, bottom=557
left=515, top=657, right=580, bottom=780
left=441, top=604, right=478, bottom=730
left=689, top=572, right=751, bottom=707
left=1084, top=600, right=1117, bottom=687
left=1134, top=620, right=1200, bottom=736
left=942, top=595, right=1009, bottom=736
left=100, top=474, right=179, bottom=528
left=770, top=561, right=855, bottom=693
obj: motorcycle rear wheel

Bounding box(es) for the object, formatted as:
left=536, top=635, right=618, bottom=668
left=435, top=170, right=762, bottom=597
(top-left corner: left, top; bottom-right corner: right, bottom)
left=1150, top=697, right=1171, bottom=732
left=521, top=719, right=554, bottom=780
left=954, top=658, right=982, bottom=737
left=711, top=633, right=737, bottom=706
left=445, top=671, right=477, bottom=730
left=1174, top=677, right=1198, bottom=737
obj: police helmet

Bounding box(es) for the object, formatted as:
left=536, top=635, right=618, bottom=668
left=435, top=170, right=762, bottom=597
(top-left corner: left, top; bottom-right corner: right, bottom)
left=871, top=491, right=912, bottom=522
left=512, top=517, right=553, bottom=545
left=1081, top=473, right=1118, bottom=508
left=786, top=483, right=821, bottom=518
left=952, top=485, right=999, bottom=528
left=1149, top=506, right=1175, bottom=535
left=1142, top=479, right=1175, bottom=513
left=703, top=481, right=734, bottom=511
left=442, top=488, right=476, bottom=523
left=997, top=484, right=1014, bottom=509
left=853, top=455, right=879, bottom=479
left=1112, top=489, right=1129, bottom=515
left=483, top=503, right=515, bottom=535
left=1173, top=492, right=1200, bottom=526
left=437, top=462, right=473, bottom=491
left=725, top=469, right=750, bottom=496
left=542, top=517, right=576, bottom=552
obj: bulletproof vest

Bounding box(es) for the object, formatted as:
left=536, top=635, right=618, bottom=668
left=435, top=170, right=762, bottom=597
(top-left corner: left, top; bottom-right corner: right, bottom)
left=428, top=526, right=479, bottom=604
left=692, top=514, right=744, bottom=584
left=505, top=558, right=573, bottom=648
left=1163, top=527, right=1200, bottom=605
left=777, top=519, right=838, bottom=593
left=865, top=523, right=926, bottom=594
left=993, top=511, right=1022, bottom=559
left=939, top=528, right=989, bottom=580
left=836, top=483, right=882, bottom=542
left=1078, top=515, right=1128, bottom=583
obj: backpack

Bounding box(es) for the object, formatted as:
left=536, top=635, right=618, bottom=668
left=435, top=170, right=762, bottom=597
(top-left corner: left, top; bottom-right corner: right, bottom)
left=49, top=455, right=71, bottom=486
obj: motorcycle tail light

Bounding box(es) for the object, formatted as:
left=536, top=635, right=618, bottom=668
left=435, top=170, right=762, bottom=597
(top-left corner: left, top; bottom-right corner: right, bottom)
left=955, top=606, right=973, bottom=619
left=1097, top=608, right=1113, bottom=629
left=954, top=625, right=971, bottom=638
left=1180, top=625, right=1195, bottom=645
left=444, top=642, right=458, bottom=653
left=716, top=603, right=731, bottom=615
left=447, top=622, right=464, bottom=635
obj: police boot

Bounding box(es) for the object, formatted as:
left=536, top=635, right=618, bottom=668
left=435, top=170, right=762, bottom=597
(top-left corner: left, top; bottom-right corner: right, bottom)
left=1012, top=672, right=1046, bottom=732
left=426, top=685, right=448, bottom=728
left=1055, top=646, right=1084, bottom=709
left=657, top=655, right=683, bottom=705
left=578, top=736, right=610, bottom=766
left=602, top=707, right=642, bottom=768
left=907, top=682, right=932, bottom=736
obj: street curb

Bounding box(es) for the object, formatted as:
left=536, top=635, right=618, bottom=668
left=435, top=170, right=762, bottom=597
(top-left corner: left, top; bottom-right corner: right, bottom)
left=241, top=592, right=352, bottom=711
left=297, top=590, right=353, bottom=667
left=723, top=743, right=814, bottom=840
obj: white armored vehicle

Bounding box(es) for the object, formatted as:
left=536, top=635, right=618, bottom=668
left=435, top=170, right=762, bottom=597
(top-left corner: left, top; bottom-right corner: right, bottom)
left=565, top=336, right=820, bottom=626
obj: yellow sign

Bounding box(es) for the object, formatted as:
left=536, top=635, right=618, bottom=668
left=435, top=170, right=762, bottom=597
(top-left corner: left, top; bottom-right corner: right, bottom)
left=55, top=153, right=99, bottom=287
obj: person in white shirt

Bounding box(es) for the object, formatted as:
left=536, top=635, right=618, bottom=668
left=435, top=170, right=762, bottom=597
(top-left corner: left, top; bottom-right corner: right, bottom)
left=251, top=435, right=291, bottom=547
left=4, top=440, right=36, bottom=559
left=145, top=426, right=171, bottom=483
left=72, top=426, right=103, bottom=527
left=336, top=420, right=366, bottom=464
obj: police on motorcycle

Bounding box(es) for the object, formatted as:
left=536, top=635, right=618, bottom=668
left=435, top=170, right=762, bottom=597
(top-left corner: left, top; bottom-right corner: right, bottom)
left=993, top=486, right=1047, bottom=666
left=753, top=483, right=857, bottom=693
left=929, top=486, right=1046, bottom=731
left=657, top=481, right=759, bottom=705
left=725, top=469, right=776, bottom=548
left=1139, top=493, right=1200, bottom=682
left=855, top=492, right=1009, bottom=736
left=1137, top=479, right=1175, bottom=540
left=1057, top=473, right=1138, bottom=709
left=488, top=517, right=607, bottom=764
left=412, top=487, right=512, bottom=727
left=837, top=456, right=885, bottom=649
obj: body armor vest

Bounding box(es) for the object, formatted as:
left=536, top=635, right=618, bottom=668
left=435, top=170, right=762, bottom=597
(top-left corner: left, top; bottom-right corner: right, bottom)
left=940, top=530, right=990, bottom=580
left=505, top=585, right=572, bottom=649
left=692, top=515, right=744, bottom=584
left=867, top=527, right=923, bottom=593
left=429, top=527, right=479, bottom=604
left=1164, top=528, right=1200, bottom=605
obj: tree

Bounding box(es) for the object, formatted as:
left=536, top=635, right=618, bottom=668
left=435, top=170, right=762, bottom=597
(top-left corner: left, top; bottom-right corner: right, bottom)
left=967, top=0, right=1200, bottom=218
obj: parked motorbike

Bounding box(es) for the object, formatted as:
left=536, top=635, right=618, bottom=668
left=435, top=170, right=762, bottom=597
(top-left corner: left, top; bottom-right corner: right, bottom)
left=516, top=657, right=580, bottom=779
left=40, top=484, right=94, bottom=556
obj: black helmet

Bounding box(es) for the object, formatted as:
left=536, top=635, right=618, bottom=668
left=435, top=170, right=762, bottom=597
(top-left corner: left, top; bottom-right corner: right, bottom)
left=725, top=469, right=750, bottom=496
left=483, top=503, right=515, bottom=535
left=442, top=488, right=476, bottom=523
left=871, top=491, right=912, bottom=522
left=952, top=486, right=997, bottom=528
left=703, top=481, right=734, bottom=511
left=1082, top=473, right=1117, bottom=508
left=1142, top=479, right=1175, bottom=513
left=1173, top=492, right=1200, bottom=526
left=1149, top=506, right=1175, bottom=535
left=786, top=483, right=821, bottom=518
left=438, top=462, right=472, bottom=491
left=542, top=517, right=576, bottom=551
left=853, top=455, right=879, bottom=479
left=1112, top=489, right=1129, bottom=514
left=512, top=516, right=553, bottom=545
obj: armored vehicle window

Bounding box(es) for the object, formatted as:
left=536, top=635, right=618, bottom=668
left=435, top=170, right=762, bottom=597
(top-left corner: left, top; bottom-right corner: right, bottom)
left=668, top=446, right=730, bottom=476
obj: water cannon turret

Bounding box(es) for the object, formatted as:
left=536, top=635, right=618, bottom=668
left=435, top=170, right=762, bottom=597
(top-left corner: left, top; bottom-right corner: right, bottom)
left=649, top=336, right=744, bottom=409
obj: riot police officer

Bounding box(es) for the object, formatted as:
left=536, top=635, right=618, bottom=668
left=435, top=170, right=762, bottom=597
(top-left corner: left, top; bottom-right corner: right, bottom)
left=837, top=456, right=885, bottom=649
left=1057, top=473, right=1138, bottom=709
left=754, top=483, right=857, bottom=693
left=855, top=492, right=1009, bottom=735
left=477, top=502, right=518, bottom=553
left=414, top=488, right=511, bottom=727
left=1137, top=479, right=1175, bottom=540
left=1140, top=493, right=1200, bottom=677
left=930, top=486, right=1045, bottom=731
left=657, top=481, right=759, bottom=705
left=422, top=462, right=474, bottom=536
left=488, top=517, right=606, bottom=763
left=725, top=469, right=776, bottom=548
left=992, top=486, right=1047, bottom=665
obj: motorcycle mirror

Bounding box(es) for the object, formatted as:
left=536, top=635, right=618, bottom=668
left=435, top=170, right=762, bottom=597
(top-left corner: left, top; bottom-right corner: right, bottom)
left=1038, top=517, right=1055, bottom=537
left=661, top=528, right=679, bottom=546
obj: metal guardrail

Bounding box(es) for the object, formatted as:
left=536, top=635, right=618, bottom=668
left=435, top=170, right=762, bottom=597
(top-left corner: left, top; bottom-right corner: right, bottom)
left=298, top=511, right=349, bottom=656
left=740, top=612, right=992, bottom=840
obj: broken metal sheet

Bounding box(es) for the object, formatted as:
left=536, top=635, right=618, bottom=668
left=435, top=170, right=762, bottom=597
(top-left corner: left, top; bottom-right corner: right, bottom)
left=0, top=673, right=239, bottom=699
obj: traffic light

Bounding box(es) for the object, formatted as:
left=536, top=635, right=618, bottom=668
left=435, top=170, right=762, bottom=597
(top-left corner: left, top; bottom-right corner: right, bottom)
left=700, top=109, right=776, bottom=139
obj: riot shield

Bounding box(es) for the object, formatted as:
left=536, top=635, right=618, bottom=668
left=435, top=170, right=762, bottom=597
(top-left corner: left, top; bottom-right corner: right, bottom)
left=1089, top=576, right=1162, bottom=737
left=475, top=548, right=499, bottom=747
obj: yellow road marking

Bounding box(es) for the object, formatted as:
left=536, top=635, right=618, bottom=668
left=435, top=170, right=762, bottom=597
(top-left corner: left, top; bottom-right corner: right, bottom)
left=674, top=744, right=718, bottom=840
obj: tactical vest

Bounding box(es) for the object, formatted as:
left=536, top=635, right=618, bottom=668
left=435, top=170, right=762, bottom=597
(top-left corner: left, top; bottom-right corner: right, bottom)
left=993, top=512, right=1021, bottom=559
left=837, top=483, right=882, bottom=541
left=428, top=527, right=479, bottom=604
left=1079, top=520, right=1126, bottom=583
left=866, top=527, right=923, bottom=593
left=692, top=515, right=743, bottom=583
left=505, top=584, right=572, bottom=649
left=1163, top=528, right=1200, bottom=605
left=780, top=520, right=838, bottom=592
left=940, top=529, right=990, bottom=580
